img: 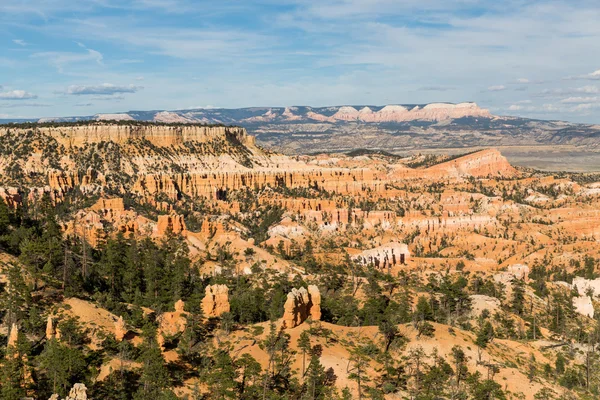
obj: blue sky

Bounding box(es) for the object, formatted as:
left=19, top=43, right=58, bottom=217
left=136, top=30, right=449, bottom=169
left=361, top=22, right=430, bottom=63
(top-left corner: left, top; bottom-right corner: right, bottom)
left=2, top=0, right=600, bottom=122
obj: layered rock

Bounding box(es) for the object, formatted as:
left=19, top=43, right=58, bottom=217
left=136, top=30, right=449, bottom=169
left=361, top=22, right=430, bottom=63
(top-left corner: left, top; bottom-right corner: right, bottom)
left=0, top=187, right=21, bottom=209
left=132, top=168, right=381, bottom=200
left=282, top=285, right=321, bottom=329
left=0, top=123, right=252, bottom=148
left=201, top=284, right=231, bottom=317
left=307, top=102, right=491, bottom=123
left=425, top=149, right=518, bottom=178
left=90, top=198, right=125, bottom=213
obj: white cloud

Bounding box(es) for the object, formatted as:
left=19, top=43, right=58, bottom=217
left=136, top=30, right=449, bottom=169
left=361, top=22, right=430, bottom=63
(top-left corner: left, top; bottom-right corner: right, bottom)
left=66, top=83, right=142, bottom=96
left=487, top=85, right=506, bottom=92
left=561, top=96, right=599, bottom=103
left=0, top=90, right=38, bottom=100
left=12, top=39, right=27, bottom=46
left=508, top=104, right=522, bottom=111
left=572, top=103, right=600, bottom=111
left=567, top=69, right=600, bottom=80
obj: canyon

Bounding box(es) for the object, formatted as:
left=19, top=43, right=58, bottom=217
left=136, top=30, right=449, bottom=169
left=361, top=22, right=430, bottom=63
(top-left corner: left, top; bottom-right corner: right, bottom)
left=1, top=121, right=600, bottom=399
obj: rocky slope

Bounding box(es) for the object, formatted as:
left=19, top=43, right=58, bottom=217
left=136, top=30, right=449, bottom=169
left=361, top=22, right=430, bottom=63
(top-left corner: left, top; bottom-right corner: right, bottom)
left=0, top=122, right=521, bottom=207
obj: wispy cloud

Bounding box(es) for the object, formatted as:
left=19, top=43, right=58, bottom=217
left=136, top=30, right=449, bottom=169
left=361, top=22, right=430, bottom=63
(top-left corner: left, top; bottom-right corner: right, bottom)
left=419, top=86, right=456, bottom=91
left=487, top=85, right=506, bottom=92
left=561, top=96, right=599, bottom=103
left=31, top=47, right=103, bottom=73
left=0, top=102, right=49, bottom=108
left=66, top=83, right=142, bottom=96
left=12, top=39, right=27, bottom=46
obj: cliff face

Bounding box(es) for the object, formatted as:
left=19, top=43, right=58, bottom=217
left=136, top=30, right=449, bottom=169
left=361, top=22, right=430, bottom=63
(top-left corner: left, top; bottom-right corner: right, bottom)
left=315, top=102, right=491, bottom=123
left=131, top=168, right=383, bottom=200
left=392, top=149, right=518, bottom=180
left=426, top=149, right=518, bottom=178
left=0, top=123, right=519, bottom=212
left=0, top=124, right=252, bottom=148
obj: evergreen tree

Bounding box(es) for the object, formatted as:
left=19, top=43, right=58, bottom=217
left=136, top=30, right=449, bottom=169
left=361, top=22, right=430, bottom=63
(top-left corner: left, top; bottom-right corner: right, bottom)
left=298, top=330, right=311, bottom=377
left=0, top=351, right=26, bottom=400
left=511, top=278, right=526, bottom=315
left=207, top=349, right=238, bottom=399
left=39, top=339, right=86, bottom=396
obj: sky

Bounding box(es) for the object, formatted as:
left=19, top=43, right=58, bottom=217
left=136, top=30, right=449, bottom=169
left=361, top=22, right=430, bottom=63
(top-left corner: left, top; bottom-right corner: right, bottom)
left=2, top=0, right=600, bottom=122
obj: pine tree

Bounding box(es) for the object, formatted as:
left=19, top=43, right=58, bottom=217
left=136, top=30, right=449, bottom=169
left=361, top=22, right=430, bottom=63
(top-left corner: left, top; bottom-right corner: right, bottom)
left=298, top=330, right=311, bottom=377
left=135, top=340, right=170, bottom=399
left=305, top=354, right=325, bottom=400
left=348, top=344, right=371, bottom=400
left=0, top=352, right=26, bottom=400
left=511, top=278, right=526, bottom=315
left=207, top=349, right=238, bottom=399
left=39, top=339, right=86, bottom=396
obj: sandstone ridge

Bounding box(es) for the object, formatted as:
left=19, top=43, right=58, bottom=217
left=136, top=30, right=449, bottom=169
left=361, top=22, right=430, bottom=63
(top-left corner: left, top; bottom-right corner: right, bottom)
left=0, top=123, right=253, bottom=148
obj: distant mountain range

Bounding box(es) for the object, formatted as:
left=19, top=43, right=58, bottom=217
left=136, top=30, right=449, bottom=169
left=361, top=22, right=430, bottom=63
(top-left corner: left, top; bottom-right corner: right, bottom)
left=3, top=102, right=600, bottom=157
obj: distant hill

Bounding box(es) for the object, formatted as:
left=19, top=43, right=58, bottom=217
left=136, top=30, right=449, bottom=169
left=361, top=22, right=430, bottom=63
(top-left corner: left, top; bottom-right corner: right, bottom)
left=4, top=102, right=600, bottom=157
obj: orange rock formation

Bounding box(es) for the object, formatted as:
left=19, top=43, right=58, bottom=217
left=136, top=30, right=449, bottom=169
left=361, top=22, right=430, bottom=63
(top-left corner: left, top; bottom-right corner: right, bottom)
left=201, top=284, right=231, bottom=317
left=157, top=299, right=188, bottom=348
left=282, top=285, right=321, bottom=329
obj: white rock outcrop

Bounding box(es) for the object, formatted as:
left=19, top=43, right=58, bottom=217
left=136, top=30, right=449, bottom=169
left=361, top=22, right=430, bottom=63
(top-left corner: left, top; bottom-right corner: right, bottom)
left=573, top=296, right=594, bottom=318
left=353, top=242, right=409, bottom=269
left=572, top=277, right=600, bottom=297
